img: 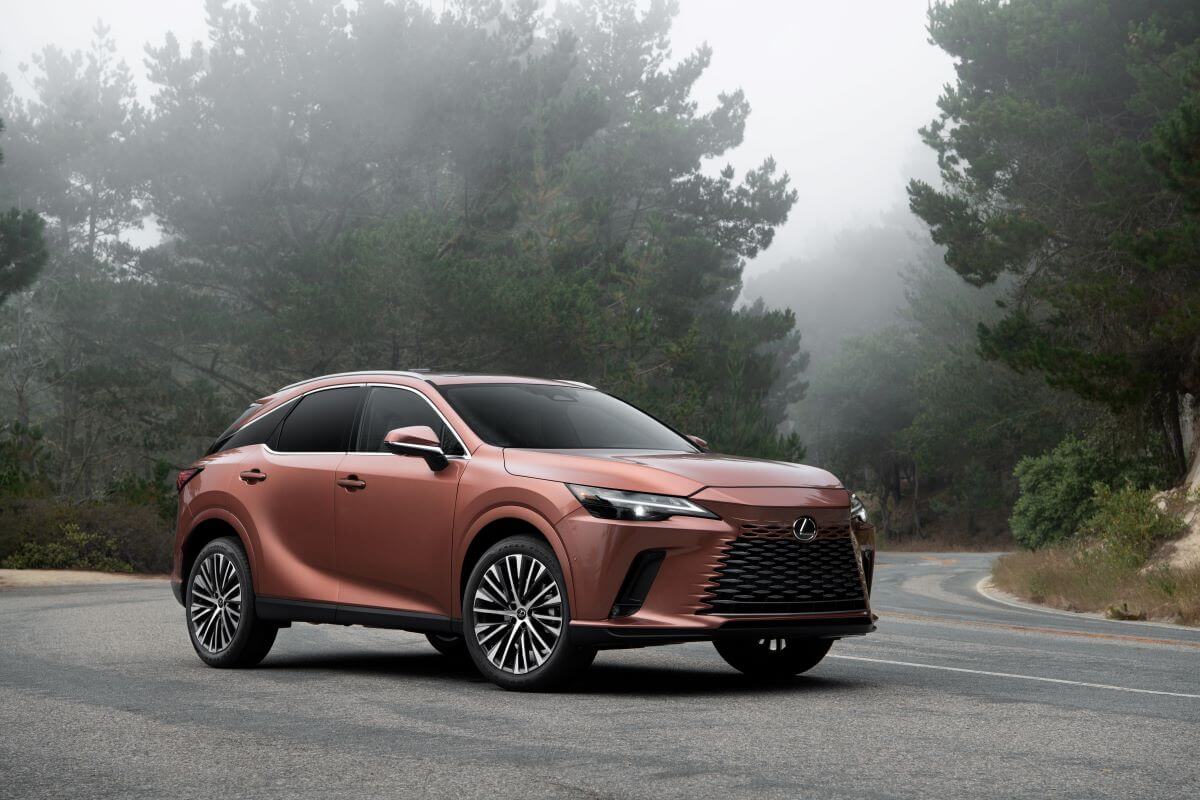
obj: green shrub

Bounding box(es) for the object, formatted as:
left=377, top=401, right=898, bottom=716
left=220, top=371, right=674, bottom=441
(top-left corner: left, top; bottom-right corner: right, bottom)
left=0, top=423, right=176, bottom=573
left=1081, top=484, right=1184, bottom=569
left=1010, top=436, right=1164, bottom=549
left=0, top=495, right=172, bottom=572
left=106, top=460, right=177, bottom=522
left=1, top=522, right=133, bottom=572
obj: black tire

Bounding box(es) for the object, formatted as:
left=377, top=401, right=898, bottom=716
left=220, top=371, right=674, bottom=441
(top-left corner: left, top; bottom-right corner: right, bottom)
left=185, top=537, right=278, bottom=668
left=425, top=632, right=468, bottom=659
left=713, top=637, right=833, bottom=679
left=462, top=535, right=596, bottom=691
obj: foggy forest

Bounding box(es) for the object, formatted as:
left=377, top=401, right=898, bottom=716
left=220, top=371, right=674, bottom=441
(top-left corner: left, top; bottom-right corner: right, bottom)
left=1, top=0, right=1198, bottom=620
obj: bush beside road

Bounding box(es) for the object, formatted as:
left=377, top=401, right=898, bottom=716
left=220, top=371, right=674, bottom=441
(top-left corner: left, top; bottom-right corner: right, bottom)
left=993, top=482, right=1200, bottom=626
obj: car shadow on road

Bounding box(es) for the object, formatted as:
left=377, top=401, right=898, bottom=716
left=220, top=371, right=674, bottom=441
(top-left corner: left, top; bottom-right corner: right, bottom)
left=567, top=662, right=864, bottom=697
left=257, top=651, right=868, bottom=697
left=259, top=651, right=486, bottom=681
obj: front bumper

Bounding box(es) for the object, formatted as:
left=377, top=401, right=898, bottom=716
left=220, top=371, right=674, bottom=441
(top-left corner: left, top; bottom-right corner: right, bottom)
left=555, top=485, right=875, bottom=643
left=570, top=615, right=875, bottom=649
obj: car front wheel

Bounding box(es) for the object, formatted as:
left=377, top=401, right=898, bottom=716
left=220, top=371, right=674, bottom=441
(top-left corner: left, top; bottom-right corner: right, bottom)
left=713, top=637, right=833, bottom=679
left=463, top=536, right=595, bottom=691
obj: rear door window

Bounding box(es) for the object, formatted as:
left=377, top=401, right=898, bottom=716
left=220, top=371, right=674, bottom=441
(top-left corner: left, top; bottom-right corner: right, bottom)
left=275, top=387, right=365, bottom=453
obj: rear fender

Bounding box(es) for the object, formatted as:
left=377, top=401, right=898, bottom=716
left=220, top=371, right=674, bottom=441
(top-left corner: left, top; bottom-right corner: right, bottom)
left=183, top=508, right=259, bottom=590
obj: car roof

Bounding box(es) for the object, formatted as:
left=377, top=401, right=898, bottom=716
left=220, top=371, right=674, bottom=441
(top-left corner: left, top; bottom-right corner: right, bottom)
left=258, top=371, right=595, bottom=403
left=426, top=373, right=596, bottom=389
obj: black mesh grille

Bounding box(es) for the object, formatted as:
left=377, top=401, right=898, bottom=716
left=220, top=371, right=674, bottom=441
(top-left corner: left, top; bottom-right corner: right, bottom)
left=700, top=532, right=867, bottom=615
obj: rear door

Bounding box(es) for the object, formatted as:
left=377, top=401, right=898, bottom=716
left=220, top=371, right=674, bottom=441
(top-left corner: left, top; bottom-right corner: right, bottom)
left=240, top=385, right=365, bottom=604
left=334, top=385, right=466, bottom=618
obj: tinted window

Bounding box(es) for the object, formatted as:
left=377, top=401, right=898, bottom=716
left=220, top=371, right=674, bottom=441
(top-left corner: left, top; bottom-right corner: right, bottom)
left=207, top=404, right=261, bottom=453
left=439, top=384, right=695, bottom=450
left=275, top=387, right=364, bottom=453
left=219, top=399, right=296, bottom=452
left=356, top=387, right=463, bottom=455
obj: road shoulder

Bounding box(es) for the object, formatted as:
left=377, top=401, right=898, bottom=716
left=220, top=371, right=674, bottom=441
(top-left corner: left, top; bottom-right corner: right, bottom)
left=976, top=576, right=1197, bottom=630
left=0, top=569, right=167, bottom=590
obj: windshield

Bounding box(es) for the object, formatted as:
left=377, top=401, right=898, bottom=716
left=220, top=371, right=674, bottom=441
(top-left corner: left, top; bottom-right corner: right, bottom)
left=438, top=384, right=697, bottom=451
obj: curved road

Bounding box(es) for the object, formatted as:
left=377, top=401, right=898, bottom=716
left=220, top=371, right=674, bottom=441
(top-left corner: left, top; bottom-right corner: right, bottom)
left=1, top=552, right=1197, bottom=799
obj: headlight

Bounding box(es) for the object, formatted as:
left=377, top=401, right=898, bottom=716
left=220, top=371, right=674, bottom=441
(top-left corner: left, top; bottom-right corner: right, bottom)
left=850, top=492, right=867, bottom=523
left=567, top=484, right=718, bottom=522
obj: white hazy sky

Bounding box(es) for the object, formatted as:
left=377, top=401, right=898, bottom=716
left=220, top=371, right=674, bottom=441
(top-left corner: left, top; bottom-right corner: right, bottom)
left=1, top=0, right=955, bottom=274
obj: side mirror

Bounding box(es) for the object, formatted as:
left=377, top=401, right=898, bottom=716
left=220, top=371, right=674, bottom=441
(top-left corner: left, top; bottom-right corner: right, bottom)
left=383, top=425, right=448, bottom=471
left=686, top=434, right=709, bottom=451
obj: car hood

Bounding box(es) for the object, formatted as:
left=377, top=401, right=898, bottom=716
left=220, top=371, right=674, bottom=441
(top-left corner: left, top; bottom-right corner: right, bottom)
left=502, top=449, right=842, bottom=496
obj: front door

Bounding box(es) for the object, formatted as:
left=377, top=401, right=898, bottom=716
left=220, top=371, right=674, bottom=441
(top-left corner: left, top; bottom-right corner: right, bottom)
left=335, top=386, right=466, bottom=618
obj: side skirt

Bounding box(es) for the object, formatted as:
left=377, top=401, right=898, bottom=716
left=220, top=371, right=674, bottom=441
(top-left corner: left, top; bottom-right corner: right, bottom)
left=257, top=596, right=456, bottom=635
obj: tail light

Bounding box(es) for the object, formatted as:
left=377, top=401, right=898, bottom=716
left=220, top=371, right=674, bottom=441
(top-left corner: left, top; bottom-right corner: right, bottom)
left=176, top=466, right=204, bottom=492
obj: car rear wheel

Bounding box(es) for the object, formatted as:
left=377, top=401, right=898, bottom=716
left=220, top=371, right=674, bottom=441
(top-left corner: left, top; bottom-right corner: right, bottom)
left=425, top=632, right=468, bottom=659
left=713, top=637, right=833, bottom=679
left=463, top=536, right=595, bottom=691
left=186, top=537, right=278, bottom=668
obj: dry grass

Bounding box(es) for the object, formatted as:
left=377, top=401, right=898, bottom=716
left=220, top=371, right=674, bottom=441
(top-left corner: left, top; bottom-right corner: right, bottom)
left=992, top=548, right=1200, bottom=626
left=880, top=529, right=1014, bottom=552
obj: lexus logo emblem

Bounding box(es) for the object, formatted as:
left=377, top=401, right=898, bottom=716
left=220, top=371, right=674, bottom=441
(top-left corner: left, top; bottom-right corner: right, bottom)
left=793, top=516, right=818, bottom=542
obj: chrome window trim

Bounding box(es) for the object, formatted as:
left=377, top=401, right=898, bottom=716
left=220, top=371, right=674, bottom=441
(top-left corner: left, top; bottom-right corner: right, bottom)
left=226, top=379, right=469, bottom=459
left=385, top=441, right=443, bottom=454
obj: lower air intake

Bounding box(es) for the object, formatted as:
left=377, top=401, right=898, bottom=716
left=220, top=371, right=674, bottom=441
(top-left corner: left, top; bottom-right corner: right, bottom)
left=701, top=533, right=867, bottom=615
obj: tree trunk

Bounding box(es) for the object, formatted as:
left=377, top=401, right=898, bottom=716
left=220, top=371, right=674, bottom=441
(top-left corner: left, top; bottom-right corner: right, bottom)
left=877, top=478, right=892, bottom=537
left=912, top=460, right=921, bottom=538
left=1182, top=393, right=1199, bottom=479
left=1160, top=391, right=1188, bottom=481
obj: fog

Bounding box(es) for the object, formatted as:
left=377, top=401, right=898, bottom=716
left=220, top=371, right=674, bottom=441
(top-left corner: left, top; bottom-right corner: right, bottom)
left=3, top=0, right=1186, bottom=549
left=670, top=0, right=953, bottom=273
left=2, top=0, right=953, bottom=272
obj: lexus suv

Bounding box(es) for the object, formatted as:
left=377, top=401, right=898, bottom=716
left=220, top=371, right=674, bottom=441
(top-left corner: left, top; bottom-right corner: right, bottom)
left=173, top=371, right=875, bottom=690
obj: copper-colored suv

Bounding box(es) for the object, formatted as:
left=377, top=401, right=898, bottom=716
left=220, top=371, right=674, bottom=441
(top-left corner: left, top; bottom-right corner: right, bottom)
left=173, top=372, right=875, bottom=690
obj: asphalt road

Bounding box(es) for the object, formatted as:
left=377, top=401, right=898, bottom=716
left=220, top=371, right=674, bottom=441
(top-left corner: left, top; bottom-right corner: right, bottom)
left=1, top=552, right=1197, bottom=799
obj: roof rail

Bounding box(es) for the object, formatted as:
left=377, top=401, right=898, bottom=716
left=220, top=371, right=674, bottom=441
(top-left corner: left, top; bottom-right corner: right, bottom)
left=271, top=370, right=427, bottom=395
left=557, top=379, right=597, bottom=390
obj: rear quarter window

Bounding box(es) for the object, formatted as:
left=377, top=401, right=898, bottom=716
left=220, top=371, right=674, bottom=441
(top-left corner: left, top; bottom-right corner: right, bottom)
left=216, top=399, right=297, bottom=453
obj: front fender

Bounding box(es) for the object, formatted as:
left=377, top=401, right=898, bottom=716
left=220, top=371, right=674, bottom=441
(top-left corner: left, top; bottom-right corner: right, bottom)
left=454, top=504, right=576, bottom=619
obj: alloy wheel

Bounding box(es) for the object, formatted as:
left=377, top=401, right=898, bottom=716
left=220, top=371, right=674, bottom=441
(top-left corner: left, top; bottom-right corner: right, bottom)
left=190, top=552, right=243, bottom=653
left=471, top=553, right=563, bottom=674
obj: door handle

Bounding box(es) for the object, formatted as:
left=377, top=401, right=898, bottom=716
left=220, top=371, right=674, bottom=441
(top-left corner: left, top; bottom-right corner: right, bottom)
left=239, top=469, right=267, bottom=484
left=336, top=476, right=366, bottom=491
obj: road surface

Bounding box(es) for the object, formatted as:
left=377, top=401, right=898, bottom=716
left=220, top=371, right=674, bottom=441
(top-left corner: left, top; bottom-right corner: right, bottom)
left=1, top=552, right=1196, bottom=798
